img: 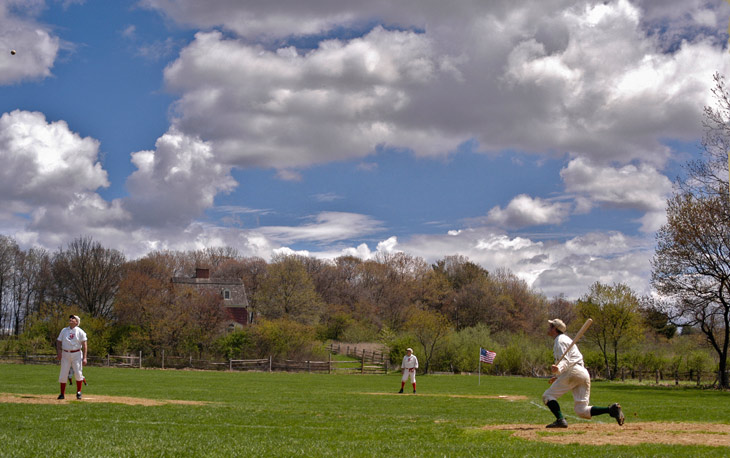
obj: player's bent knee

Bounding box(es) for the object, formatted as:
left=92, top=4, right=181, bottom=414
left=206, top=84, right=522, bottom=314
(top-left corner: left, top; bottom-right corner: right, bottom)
left=574, top=403, right=591, bottom=419
left=542, top=394, right=555, bottom=405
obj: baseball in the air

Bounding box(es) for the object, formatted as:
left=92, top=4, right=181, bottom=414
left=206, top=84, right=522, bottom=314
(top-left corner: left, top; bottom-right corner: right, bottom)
left=10, top=50, right=16, bottom=55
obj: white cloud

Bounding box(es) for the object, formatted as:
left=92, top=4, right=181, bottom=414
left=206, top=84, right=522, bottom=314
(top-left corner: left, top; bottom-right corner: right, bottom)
left=313, top=192, right=343, bottom=203
left=486, top=194, right=571, bottom=228
left=0, top=110, right=109, bottom=208
left=124, top=128, right=237, bottom=228
left=151, top=0, right=728, bottom=179
left=257, top=211, right=384, bottom=244
left=560, top=157, right=672, bottom=231
left=0, top=1, right=60, bottom=85
left=328, top=227, right=655, bottom=299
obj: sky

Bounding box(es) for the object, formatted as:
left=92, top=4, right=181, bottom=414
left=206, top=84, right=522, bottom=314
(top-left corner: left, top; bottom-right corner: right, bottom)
left=0, top=0, right=729, bottom=299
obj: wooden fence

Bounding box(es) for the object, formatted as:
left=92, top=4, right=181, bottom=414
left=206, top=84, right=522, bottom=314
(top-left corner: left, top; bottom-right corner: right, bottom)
left=325, top=343, right=387, bottom=363
left=0, top=350, right=389, bottom=375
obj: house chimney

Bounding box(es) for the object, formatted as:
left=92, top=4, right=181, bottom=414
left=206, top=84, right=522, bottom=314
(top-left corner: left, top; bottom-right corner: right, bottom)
left=195, top=268, right=210, bottom=279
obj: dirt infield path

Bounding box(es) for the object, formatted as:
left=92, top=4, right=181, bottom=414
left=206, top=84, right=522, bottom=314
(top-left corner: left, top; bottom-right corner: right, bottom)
left=0, top=392, right=207, bottom=406
left=483, top=422, right=730, bottom=447
left=360, top=392, right=527, bottom=401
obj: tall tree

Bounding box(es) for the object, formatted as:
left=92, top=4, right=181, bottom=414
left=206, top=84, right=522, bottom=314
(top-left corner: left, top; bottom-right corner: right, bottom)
left=577, top=282, right=643, bottom=379
left=254, top=254, right=323, bottom=325
left=405, top=307, right=453, bottom=374
left=51, top=236, right=125, bottom=318
left=0, top=236, right=19, bottom=333
left=651, top=73, right=730, bottom=389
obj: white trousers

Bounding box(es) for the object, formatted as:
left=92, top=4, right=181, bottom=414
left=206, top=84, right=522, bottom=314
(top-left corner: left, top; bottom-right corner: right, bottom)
left=542, top=364, right=592, bottom=419
left=401, top=368, right=416, bottom=384
left=58, top=351, right=84, bottom=384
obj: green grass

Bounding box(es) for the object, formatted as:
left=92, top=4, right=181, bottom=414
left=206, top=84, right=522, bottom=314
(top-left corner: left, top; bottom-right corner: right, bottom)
left=1, top=364, right=729, bottom=457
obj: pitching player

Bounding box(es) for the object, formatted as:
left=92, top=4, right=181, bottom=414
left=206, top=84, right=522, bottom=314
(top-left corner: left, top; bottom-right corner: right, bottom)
left=56, top=315, right=87, bottom=400
left=398, top=347, right=418, bottom=394
left=542, top=318, right=624, bottom=428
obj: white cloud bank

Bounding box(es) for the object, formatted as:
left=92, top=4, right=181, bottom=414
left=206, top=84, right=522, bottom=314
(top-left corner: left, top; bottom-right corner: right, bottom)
left=1, top=0, right=729, bottom=299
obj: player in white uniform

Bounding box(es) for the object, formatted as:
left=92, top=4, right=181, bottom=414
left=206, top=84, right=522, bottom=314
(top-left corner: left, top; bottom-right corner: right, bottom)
left=542, top=319, right=624, bottom=428
left=398, top=348, right=418, bottom=394
left=56, top=315, right=87, bottom=400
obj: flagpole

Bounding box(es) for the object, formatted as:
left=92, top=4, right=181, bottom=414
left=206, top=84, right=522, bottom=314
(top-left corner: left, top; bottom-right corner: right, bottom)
left=478, top=348, right=481, bottom=386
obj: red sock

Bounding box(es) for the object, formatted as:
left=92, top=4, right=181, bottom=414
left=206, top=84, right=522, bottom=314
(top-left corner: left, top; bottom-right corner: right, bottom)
left=60, top=383, right=66, bottom=395
left=401, top=381, right=405, bottom=389
left=76, top=380, right=82, bottom=392
left=412, top=383, right=416, bottom=391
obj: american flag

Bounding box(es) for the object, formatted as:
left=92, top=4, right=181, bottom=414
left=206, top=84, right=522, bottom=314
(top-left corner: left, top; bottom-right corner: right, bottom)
left=480, top=348, right=496, bottom=364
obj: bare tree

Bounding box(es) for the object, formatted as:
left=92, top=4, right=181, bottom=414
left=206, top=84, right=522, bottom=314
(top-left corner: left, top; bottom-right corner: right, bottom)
left=0, top=236, right=19, bottom=333
left=651, top=72, right=730, bottom=388
left=52, top=237, right=125, bottom=318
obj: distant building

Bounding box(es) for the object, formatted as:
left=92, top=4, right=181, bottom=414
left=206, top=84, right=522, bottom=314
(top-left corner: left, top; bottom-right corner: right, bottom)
left=171, top=267, right=251, bottom=330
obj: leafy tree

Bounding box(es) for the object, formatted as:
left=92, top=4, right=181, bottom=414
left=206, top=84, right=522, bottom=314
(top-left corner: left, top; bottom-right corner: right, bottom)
left=405, top=307, right=453, bottom=374
left=577, top=282, right=644, bottom=379
left=445, top=323, right=494, bottom=372
left=251, top=318, right=318, bottom=359
left=640, top=299, right=677, bottom=340
left=254, top=255, right=323, bottom=325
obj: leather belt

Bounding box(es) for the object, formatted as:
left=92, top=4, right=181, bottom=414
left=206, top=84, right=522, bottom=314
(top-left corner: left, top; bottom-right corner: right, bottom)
left=63, top=349, right=81, bottom=353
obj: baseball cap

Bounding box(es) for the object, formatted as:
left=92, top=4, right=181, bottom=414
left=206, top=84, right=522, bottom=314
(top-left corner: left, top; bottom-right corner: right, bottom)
left=548, top=319, right=566, bottom=332
left=406, top=347, right=413, bottom=352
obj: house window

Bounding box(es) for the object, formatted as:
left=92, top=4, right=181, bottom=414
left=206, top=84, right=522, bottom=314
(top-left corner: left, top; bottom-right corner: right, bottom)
left=222, top=289, right=230, bottom=300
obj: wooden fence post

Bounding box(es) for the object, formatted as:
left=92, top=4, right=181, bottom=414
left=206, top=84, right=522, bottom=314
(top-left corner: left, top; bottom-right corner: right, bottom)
left=269, top=355, right=272, bottom=373
left=229, top=359, right=232, bottom=371
left=162, top=349, right=165, bottom=370
left=139, top=351, right=142, bottom=369
left=106, top=354, right=110, bottom=367
left=361, top=349, right=365, bottom=374
left=328, top=352, right=332, bottom=374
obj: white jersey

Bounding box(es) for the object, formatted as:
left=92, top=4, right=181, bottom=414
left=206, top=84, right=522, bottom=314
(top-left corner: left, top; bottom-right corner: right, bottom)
left=401, top=354, right=418, bottom=370
left=553, top=333, right=583, bottom=374
left=57, top=326, right=87, bottom=351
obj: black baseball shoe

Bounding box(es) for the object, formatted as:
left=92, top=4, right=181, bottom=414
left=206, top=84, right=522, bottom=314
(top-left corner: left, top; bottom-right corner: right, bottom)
left=609, top=403, right=624, bottom=425
left=57, top=394, right=65, bottom=400
left=546, top=418, right=568, bottom=428
left=76, top=392, right=82, bottom=400
left=398, top=388, right=403, bottom=393
left=413, top=390, right=416, bottom=394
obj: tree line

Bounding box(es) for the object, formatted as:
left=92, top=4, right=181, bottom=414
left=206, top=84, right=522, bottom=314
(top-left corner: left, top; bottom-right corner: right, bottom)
left=0, top=232, right=716, bottom=384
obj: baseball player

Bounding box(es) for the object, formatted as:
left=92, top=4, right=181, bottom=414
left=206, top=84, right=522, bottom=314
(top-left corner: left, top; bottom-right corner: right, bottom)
left=398, top=348, right=418, bottom=394
left=56, top=315, right=87, bottom=400
left=542, top=318, right=624, bottom=428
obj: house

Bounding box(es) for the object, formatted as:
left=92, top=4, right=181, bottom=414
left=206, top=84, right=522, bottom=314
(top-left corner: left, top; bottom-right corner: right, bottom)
left=171, top=267, right=251, bottom=330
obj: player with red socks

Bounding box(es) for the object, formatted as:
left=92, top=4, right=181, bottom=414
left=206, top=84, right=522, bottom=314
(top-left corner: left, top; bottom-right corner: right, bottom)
left=56, top=315, right=88, bottom=400
left=398, top=348, right=418, bottom=394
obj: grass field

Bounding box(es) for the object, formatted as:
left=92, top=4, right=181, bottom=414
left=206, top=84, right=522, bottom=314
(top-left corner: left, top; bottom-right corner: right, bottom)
left=1, top=364, right=729, bottom=457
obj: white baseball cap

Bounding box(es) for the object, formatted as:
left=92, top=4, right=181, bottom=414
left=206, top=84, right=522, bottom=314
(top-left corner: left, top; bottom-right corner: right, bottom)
left=406, top=347, right=413, bottom=352
left=548, top=319, right=566, bottom=332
